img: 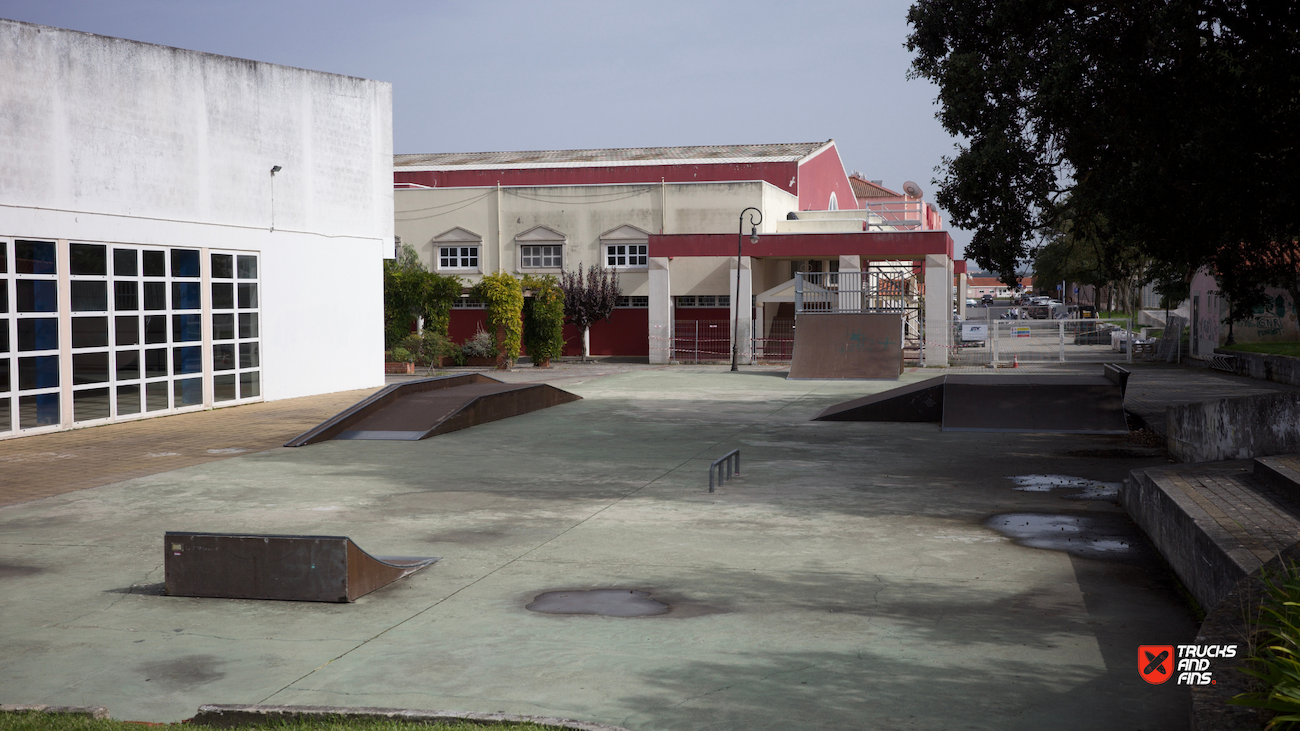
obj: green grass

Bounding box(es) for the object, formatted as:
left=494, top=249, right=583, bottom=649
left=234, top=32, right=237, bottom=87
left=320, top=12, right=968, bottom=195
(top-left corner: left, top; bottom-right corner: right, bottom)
left=0, top=713, right=564, bottom=731
left=1222, top=342, right=1300, bottom=358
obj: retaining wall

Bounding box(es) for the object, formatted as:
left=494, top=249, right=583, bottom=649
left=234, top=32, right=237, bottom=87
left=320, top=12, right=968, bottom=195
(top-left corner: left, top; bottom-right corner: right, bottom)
left=1167, top=392, right=1300, bottom=463
left=1217, top=348, right=1300, bottom=387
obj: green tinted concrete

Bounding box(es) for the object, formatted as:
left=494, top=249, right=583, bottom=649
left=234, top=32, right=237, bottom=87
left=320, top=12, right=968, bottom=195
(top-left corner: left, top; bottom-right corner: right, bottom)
left=1, top=367, right=1196, bottom=729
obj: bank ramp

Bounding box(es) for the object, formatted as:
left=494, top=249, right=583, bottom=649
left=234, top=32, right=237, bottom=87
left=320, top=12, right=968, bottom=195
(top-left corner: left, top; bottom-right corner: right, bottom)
left=285, top=373, right=581, bottom=446
left=814, top=365, right=1129, bottom=434
left=164, top=532, right=438, bottom=603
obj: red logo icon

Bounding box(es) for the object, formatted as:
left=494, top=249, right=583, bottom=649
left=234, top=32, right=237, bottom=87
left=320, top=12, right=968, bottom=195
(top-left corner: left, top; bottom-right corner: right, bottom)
left=1140, top=645, right=1174, bottom=684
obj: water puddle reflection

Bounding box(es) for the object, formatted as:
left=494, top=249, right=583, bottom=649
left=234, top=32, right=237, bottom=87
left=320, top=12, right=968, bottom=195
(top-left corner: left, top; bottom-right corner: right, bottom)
left=985, top=513, right=1140, bottom=560
left=1009, top=474, right=1120, bottom=502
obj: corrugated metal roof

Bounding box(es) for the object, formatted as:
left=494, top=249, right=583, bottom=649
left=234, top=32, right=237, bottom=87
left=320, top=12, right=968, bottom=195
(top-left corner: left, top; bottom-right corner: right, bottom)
left=394, top=141, right=829, bottom=170
left=850, top=175, right=901, bottom=199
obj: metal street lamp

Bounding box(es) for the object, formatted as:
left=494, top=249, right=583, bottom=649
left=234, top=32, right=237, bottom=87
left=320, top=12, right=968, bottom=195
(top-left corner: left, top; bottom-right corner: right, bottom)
left=732, top=207, right=762, bottom=372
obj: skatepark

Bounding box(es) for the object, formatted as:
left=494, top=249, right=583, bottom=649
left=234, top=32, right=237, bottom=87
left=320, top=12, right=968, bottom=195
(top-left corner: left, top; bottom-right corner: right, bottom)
left=4, top=360, right=1261, bottom=730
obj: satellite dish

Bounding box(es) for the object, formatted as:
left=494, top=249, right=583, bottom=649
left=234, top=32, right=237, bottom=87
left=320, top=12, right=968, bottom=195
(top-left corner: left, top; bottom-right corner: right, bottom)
left=902, top=181, right=924, bottom=198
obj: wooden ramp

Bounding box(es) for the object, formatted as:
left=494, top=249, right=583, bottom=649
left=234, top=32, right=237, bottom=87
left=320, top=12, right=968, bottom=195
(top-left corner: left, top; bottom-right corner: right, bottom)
left=285, top=373, right=581, bottom=446
left=164, top=532, right=438, bottom=603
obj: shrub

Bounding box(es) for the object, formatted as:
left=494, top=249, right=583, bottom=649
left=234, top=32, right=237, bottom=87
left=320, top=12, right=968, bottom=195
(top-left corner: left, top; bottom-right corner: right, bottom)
left=387, top=347, right=413, bottom=363
left=461, top=326, right=496, bottom=358
left=1230, top=559, right=1300, bottom=728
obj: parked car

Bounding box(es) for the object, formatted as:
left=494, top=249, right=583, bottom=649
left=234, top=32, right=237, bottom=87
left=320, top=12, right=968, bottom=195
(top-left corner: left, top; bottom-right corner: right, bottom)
left=965, top=298, right=977, bottom=307
left=981, top=294, right=994, bottom=304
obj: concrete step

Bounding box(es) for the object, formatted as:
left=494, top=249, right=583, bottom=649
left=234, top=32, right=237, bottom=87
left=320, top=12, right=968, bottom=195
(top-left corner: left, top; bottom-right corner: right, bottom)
left=1122, top=460, right=1300, bottom=611
left=1255, top=454, right=1300, bottom=500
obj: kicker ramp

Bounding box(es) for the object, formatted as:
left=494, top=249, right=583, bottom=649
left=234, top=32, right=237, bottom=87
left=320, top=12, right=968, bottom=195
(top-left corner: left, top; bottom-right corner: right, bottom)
left=787, top=313, right=904, bottom=380
left=814, top=366, right=1129, bottom=434
left=285, top=373, right=581, bottom=446
left=164, top=532, right=438, bottom=603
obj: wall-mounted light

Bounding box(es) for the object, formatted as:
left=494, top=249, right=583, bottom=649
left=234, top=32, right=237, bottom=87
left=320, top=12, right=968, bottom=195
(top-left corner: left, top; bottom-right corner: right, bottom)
left=269, top=165, right=283, bottom=231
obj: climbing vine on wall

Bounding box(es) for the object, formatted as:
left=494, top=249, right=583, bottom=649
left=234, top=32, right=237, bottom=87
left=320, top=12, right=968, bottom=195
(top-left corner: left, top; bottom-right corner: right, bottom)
left=472, top=270, right=524, bottom=365
left=521, top=274, right=566, bottom=365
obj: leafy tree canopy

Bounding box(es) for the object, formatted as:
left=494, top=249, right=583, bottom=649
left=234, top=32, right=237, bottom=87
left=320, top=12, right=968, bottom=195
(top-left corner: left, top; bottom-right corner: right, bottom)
left=908, top=0, right=1300, bottom=304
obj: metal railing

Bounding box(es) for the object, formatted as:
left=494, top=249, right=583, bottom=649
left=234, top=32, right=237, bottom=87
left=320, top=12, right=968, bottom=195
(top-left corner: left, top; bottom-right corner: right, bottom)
left=948, top=317, right=1137, bottom=366
left=862, top=200, right=926, bottom=229
left=709, top=449, right=740, bottom=492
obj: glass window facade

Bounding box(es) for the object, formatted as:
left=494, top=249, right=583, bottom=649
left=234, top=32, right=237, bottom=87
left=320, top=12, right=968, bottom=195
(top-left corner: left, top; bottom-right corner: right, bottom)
left=0, top=238, right=263, bottom=437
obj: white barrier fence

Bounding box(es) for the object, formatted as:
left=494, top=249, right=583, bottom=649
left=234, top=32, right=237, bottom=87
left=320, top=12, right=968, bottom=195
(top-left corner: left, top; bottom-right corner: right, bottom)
left=949, top=318, right=1137, bottom=366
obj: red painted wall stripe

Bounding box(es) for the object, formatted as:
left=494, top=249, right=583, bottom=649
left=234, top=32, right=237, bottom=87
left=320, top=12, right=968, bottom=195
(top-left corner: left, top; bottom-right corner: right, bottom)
left=649, top=231, right=954, bottom=260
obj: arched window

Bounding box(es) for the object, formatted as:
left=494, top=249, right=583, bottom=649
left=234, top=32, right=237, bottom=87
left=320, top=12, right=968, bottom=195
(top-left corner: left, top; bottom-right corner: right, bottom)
left=828, top=192, right=838, bottom=211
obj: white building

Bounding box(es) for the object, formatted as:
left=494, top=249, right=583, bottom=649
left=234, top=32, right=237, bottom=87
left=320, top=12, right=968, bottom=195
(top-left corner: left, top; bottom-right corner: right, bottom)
left=0, top=19, right=393, bottom=438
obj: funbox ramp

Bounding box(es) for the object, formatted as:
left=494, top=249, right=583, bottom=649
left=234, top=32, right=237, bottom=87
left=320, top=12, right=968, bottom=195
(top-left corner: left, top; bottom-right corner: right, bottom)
left=163, top=532, right=438, bottom=603
left=787, top=313, right=905, bottom=380
left=285, top=373, right=581, bottom=446
left=814, top=364, right=1130, bottom=434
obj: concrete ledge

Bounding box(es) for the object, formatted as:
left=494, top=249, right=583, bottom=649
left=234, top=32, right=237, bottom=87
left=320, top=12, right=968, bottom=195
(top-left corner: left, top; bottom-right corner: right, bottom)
left=1216, top=348, right=1300, bottom=387
left=1255, top=455, right=1300, bottom=503
left=1167, top=391, right=1300, bottom=463
left=190, top=704, right=633, bottom=731
left=1121, top=465, right=1267, bottom=611
left=0, top=703, right=109, bottom=719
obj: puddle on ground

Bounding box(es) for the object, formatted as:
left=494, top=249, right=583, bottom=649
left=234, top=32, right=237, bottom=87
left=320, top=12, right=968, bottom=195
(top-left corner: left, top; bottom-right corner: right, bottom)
left=526, top=589, right=669, bottom=617
left=985, top=513, right=1139, bottom=560
left=1008, top=474, right=1120, bottom=502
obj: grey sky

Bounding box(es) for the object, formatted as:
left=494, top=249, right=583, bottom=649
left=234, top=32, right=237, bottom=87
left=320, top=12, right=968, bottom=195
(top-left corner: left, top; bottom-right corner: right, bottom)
left=2, top=0, right=972, bottom=258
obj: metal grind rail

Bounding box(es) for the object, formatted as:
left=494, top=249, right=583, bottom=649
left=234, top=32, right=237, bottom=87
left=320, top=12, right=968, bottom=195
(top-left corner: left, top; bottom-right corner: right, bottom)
left=708, top=449, right=740, bottom=492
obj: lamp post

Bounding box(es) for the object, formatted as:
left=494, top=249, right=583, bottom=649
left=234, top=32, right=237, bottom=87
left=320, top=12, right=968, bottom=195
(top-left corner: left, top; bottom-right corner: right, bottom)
left=731, top=207, right=762, bottom=372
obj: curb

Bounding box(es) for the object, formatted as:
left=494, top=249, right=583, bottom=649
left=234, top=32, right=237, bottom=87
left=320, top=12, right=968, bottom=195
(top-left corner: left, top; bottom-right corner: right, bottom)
left=190, top=704, right=633, bottom=731
left=1, top=704, right=109, bottom=719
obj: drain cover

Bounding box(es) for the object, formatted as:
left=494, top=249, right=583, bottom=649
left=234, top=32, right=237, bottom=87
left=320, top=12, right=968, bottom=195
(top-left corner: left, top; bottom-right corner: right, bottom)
left=526, top=589, right=669, bottom=617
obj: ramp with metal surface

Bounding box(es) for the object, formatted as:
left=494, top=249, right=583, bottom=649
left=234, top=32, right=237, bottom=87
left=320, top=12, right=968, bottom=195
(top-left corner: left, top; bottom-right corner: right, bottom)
left=164, top=532, right=438, bottom=603
left=285, top=373, right=581, bottom=446
left=787, top=313, right=904, bottom=380
left=813, top=367, right=1128, bottom=434
left=813, top=376, right=945, bottom=422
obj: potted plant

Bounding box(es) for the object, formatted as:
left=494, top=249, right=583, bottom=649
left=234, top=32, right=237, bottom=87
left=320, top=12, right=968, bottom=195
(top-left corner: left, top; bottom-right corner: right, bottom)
left=461, top=326, right=497, bottom=367
left=384, top=347, right=414, bottom=374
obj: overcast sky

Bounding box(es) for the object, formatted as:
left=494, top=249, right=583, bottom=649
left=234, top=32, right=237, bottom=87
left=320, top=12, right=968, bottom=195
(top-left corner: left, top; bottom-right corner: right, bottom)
left=3, top=0, right=972, bottom=258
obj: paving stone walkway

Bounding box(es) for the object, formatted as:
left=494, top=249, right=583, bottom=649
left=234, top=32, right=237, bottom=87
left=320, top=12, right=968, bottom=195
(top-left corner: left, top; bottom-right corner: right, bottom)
left=0, top=387, right=380, bottom=507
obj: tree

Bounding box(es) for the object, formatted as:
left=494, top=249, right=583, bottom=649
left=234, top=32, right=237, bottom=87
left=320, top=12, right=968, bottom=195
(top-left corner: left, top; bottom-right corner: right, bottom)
left=383, top=243, right=462, bottom=349
left=907, top=1, right=1300, bottom=295
left=559, top=264, right=620, bottom=360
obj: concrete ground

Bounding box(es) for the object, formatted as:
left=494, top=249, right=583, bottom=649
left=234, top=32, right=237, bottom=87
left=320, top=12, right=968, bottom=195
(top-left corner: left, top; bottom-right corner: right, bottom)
left=1, top=365, right=1203, bottom=729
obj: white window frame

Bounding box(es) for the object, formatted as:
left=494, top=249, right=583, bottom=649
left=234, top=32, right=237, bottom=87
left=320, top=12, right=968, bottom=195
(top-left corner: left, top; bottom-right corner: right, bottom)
left=605, top=243, right=648, bottom=269
left=438, top=246, right=480, bottom=271
left=520, top=244, right=563, bottom=270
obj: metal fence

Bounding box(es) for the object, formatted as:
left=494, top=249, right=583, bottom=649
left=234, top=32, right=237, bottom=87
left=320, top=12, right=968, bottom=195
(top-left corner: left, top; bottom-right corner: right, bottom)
left=671, top=319, right=732, bottom=363
left=754, top=317, right=795, bottom=363
left=948, top=318, right=1137, bottom=366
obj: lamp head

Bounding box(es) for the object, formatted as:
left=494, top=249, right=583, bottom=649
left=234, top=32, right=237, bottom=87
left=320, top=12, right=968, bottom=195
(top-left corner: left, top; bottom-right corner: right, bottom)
left=749, top=227, right=759, bottom=245
left=270, top=165, right=282, bottom=175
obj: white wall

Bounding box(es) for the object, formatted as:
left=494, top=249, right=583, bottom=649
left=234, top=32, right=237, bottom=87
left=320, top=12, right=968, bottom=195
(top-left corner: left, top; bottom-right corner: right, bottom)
left=0, top=19, right=393, bottom=400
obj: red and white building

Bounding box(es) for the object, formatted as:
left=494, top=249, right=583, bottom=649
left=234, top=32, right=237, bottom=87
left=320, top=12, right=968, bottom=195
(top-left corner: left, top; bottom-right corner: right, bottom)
left=393, top=140, right=962, bottom=364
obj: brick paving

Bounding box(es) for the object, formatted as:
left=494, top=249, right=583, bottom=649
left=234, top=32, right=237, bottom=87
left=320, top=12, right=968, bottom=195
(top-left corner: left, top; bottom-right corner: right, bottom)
left=1160, top=461, right=1300, bottom=564
left=0, top=387, right=380, bottom=508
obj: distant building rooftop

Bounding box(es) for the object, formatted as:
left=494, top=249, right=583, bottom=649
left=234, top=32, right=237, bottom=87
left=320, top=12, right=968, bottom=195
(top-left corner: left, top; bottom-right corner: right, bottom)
left=394, top=141, right=830, bottom=171
left=850, top=175, right=902, bottom=199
